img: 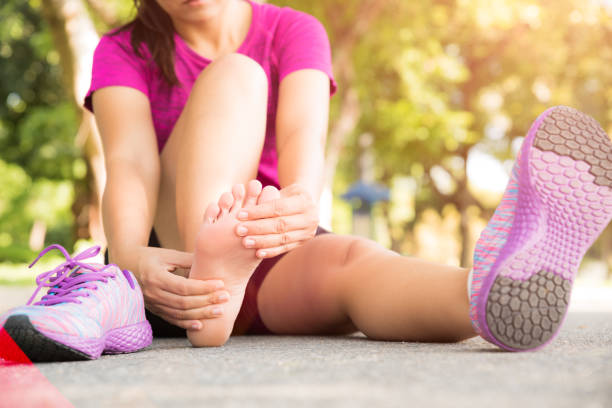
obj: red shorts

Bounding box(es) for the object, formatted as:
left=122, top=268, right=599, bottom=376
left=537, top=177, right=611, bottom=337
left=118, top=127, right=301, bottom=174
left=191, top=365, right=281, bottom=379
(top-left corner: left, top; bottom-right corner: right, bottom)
left=141, top=227, right=329, bottom=337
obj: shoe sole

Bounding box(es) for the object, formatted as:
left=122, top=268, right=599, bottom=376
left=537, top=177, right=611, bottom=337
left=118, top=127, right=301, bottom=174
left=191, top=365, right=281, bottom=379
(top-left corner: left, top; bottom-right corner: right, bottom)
left=477, top=106, right=612, bottom=351
left=4, top=315, right=153, bottom=362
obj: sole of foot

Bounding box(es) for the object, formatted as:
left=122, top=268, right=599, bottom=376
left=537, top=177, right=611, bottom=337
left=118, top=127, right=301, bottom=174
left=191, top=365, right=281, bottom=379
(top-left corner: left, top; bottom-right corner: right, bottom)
left=187, top=181, right=280, bottom=347
left=475, top=106, right=612, bottom=351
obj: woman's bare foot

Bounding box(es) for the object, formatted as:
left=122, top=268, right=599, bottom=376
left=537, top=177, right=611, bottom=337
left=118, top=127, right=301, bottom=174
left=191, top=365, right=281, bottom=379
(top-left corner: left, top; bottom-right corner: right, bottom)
left=187, top=180, right=264, bottom=347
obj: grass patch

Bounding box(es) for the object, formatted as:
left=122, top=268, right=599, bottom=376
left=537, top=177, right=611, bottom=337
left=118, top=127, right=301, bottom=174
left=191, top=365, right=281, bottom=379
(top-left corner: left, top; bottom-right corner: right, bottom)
left=0, top=256, right=65, bottom=286
left=0, top=277, right=37, bottom=286
left=0, top=240, right=105, bottom=286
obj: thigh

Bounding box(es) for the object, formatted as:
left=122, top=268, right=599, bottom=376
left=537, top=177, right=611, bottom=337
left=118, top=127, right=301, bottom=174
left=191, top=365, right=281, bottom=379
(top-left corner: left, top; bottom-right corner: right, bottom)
left=256, top=233, right=383, bottom=335
left=154, top=54, right=268, bottom=250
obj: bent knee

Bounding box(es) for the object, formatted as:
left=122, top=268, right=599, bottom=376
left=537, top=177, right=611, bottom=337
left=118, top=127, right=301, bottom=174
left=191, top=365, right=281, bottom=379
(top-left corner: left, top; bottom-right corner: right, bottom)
left=338, top=236, right=384, bottom=269
left=312, top=234, right=384, bottom=271
left=196, top=53, right=268, bottom=93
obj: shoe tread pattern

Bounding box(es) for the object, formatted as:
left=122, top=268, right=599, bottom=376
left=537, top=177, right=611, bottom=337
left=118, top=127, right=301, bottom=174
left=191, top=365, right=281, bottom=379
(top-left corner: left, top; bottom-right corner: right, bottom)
left=4, top=315, right=91, bottom=362
left=486, top=106, right=612, bottom=350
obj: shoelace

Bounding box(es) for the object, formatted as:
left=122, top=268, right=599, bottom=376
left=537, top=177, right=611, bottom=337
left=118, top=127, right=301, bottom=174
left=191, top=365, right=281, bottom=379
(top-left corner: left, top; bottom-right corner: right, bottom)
left=26, top=244, right=135, bottom=306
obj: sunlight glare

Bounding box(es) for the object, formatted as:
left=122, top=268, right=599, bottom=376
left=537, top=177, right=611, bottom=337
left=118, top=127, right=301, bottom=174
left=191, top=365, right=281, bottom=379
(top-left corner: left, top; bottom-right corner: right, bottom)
left=467, top=149, right=509, bottom=194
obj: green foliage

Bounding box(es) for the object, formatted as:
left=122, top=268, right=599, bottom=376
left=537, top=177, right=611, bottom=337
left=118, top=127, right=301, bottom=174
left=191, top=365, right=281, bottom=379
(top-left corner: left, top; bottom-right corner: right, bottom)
left=1, top=0, right=610, bottom=268
left=87, top=0, right=137, bottom=32
left=0, top=245, right=37, bottom=264
left=276, top=0, right=611, bottom=263
left=0, top=0, right=81, bottom=258
left=0, top=158, right=75, bottom=259
left=14, top=103, right=80, bottom=180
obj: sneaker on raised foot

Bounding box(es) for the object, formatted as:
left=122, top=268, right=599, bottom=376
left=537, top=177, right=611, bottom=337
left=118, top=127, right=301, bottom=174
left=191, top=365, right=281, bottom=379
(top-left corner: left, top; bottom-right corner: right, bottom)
left=0, top=244, right=152, bottom=362
left=470, top=106, right=612, bottom=351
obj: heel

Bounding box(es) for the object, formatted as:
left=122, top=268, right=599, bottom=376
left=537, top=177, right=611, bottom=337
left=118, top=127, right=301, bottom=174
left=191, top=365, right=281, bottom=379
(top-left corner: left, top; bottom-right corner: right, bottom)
left=485, top=271, right=571, bottom=350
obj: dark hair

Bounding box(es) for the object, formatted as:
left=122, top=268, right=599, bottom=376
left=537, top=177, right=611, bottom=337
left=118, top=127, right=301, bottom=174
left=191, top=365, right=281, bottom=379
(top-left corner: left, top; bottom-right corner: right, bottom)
left=113, top=0, right=179, bottom=86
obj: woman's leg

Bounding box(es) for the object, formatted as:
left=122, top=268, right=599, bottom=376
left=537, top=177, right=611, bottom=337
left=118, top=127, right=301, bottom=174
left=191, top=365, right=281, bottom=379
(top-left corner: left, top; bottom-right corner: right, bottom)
left=257, top=106, right=611, bottom=348
left=156, top=53, right=268, bottom=251
left=152, top=53, right=270, bottom=346
left=257, top=234, right=476, bottom=342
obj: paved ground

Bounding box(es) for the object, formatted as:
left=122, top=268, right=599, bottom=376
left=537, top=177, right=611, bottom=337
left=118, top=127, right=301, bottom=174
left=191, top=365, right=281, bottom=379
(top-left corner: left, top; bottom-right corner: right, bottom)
left=1, top=286, right=611, bottom=407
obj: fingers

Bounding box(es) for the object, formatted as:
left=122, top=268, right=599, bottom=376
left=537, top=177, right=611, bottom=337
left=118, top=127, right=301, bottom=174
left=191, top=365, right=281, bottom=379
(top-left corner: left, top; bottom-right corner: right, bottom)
left=143, top=285, right=230, bottom=331
left=242, top=229, right=313, bottom=251
left=235, top=183, right=275, bottom=237
left=146, top=305, right=203, bottom=331
left=164, top=318, right=202, bottom=331
left=159, top=272, right=225, bottom=296
left=255, top=241, right=303, bottom=259
left=155, top=288, right=230, bottom=310
left=154, top=303, right=225, bottom=322
left=237, top=194, right=306, bottom=221
left=154, top=247, right=195, bottom=269
left=236, top=214, right=313, bottom=236
left=233, top=184, right=318, bottom=244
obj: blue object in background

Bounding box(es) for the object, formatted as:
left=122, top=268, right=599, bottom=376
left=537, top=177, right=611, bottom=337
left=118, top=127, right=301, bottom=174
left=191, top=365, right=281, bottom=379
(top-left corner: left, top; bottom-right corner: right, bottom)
left=342, top=181, right=390, bottom=238
left=342, top=181, right=390, bottom=214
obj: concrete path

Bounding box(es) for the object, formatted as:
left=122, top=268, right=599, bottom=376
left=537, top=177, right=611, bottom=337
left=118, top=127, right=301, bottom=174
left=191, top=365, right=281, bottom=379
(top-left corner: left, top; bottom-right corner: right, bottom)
left=34, top=313, right=612, bottom=408
left=1, top=286, right=611, bottom=407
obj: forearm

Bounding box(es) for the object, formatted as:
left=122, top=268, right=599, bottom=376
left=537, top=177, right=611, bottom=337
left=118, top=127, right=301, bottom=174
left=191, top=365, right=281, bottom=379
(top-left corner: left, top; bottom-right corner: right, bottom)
left=103, top=158, right=160, bottom=273
left=276, top=132, right=326, bottom=202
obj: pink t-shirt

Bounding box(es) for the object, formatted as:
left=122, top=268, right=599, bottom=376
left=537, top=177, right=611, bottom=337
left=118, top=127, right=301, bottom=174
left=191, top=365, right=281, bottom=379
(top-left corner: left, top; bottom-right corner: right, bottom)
left=84, top=0, right=336, bottom=188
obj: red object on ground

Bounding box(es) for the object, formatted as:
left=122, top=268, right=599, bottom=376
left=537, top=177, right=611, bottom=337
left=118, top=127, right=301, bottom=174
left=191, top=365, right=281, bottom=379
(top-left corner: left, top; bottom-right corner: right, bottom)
left=0, top=328, right=74, bottom=408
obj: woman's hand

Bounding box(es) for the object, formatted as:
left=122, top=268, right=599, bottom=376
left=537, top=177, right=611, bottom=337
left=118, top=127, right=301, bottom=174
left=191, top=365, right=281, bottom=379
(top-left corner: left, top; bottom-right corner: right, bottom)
left=132, top=246, right=230, bottom=330
left=234, top=183, right=319, bottom=258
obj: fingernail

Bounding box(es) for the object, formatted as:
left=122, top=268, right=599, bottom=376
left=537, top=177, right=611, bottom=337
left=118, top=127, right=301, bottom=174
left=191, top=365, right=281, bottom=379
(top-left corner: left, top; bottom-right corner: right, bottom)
left=244, top=238, right=255, bottom=248
left=214, top=281, right=224, bottom=289
left=238, top=211, right=248, bottom=220
left=218, top=293, right=229, bottom=301
left=258, top=250, right=267, bottom=258
left=191, top=322, right=201, bottom=330
left=237, top=226, right=248, bottom=236
left=212, top=307, right=223, bottom=315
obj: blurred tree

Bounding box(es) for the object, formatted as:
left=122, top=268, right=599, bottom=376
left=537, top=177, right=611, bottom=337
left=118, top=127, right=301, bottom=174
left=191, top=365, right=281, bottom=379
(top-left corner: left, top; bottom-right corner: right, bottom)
left=0, top=0, right=81, bottom=257
left=40, top=0, right=106, bottom=244
left=1, top=0, right=610, bottom=273
left=282, top=0, right=611, bottom=267
left=273, top=0, right=388, bottom=227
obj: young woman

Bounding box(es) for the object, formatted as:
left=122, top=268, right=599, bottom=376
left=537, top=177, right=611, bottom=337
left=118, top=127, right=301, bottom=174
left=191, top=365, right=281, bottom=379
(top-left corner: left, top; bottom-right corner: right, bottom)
left=87, top=0, right=612, bottom=350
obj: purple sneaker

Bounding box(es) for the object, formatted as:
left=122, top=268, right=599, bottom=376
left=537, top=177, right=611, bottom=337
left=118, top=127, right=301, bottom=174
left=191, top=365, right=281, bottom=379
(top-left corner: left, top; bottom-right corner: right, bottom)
left=0, top=244, right=152, bottom=361
left=470, top=106, right=612, bottom=351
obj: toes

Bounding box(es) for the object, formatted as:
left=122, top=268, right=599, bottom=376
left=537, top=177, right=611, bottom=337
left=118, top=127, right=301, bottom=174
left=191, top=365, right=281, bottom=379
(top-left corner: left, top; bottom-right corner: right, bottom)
left=230, top=184, right=246, bottom=214
left=218, top=192, right=234, bottom=213
left=244, top=180, right=262, bottom=207
left=258, top=185, right=281, bottom=204
left=203, top=202, right=221, bottom=223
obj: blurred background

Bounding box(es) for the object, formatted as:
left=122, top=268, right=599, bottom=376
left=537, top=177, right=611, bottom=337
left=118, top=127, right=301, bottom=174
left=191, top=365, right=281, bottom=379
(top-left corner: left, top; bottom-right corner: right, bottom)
left=0, top=0, right=610, bottom=292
